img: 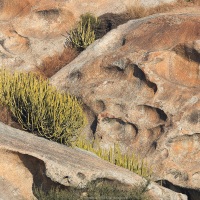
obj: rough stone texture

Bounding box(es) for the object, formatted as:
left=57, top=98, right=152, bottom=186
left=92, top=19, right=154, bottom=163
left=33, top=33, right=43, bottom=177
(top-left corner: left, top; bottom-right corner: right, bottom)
left=0, top=122, right=187, bottom=200
left=0, top=0, right=178, bottom=74
left=0, top=0, right=199, bottom=199
left=141, top=0, right=176, bottom=7
left=0, top=150, right=33, bottom=200
left=50, top=12, right=200, bottom=196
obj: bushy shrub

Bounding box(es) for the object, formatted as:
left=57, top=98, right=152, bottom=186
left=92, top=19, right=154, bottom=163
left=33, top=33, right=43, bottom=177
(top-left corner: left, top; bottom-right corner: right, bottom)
left=73, top=139, right=152, bottom=179
left=0, top=70, right=87, bottom=145
left=65, top=13, right=100, bottom=51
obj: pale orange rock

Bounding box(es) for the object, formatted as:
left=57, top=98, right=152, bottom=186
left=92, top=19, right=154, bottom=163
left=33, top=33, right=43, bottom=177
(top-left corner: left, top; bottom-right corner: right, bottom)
left=51, top=13, right=200, bottom=196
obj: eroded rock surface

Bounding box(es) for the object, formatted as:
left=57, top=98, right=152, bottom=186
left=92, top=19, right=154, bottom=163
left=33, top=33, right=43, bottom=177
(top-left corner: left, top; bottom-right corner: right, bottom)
left=50, top=12, right=200, bottom=196
left=0, top=0, right=177, bottom=74
left=0, top=0, right=199, bottom=199
left=0, top=122, right=187, bottom=200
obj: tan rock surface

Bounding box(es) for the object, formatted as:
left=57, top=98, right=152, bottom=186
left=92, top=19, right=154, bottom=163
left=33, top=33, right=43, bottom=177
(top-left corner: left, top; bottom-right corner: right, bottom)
left=50, top=12, right=200, bottom=197
left=0, top=0, right=178, bottom=73
left=0, top=122, right=187, bottom=200
left=0, top=150, right=33, bottom=200
left=0, top=0, right=199, bottom=199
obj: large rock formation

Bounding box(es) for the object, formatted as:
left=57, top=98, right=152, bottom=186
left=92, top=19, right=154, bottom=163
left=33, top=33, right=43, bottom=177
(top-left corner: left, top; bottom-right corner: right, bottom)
left=50, top=11, right=200, bottom=199
left=0, top=122, right=187, bottom=200
left=0, top=0, right=199, bottom=199
left=0, top=0, right=177, bottom=73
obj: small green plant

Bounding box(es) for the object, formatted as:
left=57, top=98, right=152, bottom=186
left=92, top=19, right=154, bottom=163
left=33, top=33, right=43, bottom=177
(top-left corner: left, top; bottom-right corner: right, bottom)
left=0, top=70, right=87, bottom=145
left=65, top=13, right=100, bottom=51
left=34, top=180, right=151, bottom=200
left=73, top=138, right=152, bottom=179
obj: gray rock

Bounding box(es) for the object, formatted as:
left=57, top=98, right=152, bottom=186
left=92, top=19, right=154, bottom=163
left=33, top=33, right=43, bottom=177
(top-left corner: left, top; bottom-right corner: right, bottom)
left=0, top=122, right=187, bottom=200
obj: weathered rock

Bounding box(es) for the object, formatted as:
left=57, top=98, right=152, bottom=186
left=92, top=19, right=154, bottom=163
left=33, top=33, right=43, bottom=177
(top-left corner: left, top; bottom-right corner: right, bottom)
left=0, top=0, right=199, bottom=199
left=3, top=31, right=30, bottom=54
left=50, top=12, right=200, bottom=197
left=0, top=122, right=187, bottom=200
left=140, top=0, right=176, bottom=7
left=0, top=0, right=178, bottom=74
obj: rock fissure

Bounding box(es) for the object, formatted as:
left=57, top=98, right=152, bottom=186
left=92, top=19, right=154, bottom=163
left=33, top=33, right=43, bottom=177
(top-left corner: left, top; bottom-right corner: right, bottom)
left=133, top=64, right=157, bottom=93
left=157, top=179, right=200, bottom=200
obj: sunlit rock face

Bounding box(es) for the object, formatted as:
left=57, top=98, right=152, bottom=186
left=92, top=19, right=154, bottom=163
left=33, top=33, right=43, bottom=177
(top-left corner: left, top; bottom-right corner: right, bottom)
left=0, top=122, right=187, bottom=200
left=51, top=13, right=200, bottom=193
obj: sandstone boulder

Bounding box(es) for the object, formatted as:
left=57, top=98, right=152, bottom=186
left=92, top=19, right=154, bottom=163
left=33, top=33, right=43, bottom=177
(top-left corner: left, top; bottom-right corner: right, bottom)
left=0, top=0, right=199, bottom=199
left=0, top=122, right=187, bottom=200
left=50, top=12, right=200, bottom=198
left=0, top=0, right=178, bottom=74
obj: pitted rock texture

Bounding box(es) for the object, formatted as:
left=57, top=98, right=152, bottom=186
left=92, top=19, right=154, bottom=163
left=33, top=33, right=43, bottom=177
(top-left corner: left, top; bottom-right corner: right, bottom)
left=0, top=0, right=178, bottom=74
left=50, top=12, right=200, bottom=193
left=0, top=122, right=187, bottom=200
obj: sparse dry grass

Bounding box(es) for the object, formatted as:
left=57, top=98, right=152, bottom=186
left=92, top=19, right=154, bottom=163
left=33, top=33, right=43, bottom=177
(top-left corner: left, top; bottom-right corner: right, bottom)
left=125, top=0, right=200, bottom=19
left=34, top=180, right=152, bottom=200
left=39, top=47, right=78, bottom=78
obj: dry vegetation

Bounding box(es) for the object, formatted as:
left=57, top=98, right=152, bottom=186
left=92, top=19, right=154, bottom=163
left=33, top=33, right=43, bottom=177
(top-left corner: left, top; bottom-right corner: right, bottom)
left=34, top=179, right=152, bottom=200
left=39, top=47, right=78, bottom=78
left=125, top=0, right=200, bottom=19
left=37, top=0, right=200, bottom=78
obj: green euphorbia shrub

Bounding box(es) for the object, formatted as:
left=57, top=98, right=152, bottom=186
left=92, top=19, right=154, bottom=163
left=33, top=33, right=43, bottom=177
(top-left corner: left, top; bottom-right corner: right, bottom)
left=65, top=13, right=100, bottom=51
left=0, top=70, right=87, bottom=145
left=73, top=139, right=152, bottom=179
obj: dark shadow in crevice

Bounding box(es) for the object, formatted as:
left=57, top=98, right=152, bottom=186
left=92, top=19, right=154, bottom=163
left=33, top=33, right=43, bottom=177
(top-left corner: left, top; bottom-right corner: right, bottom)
left=115, top=118, right=126, bottom=125
left=151, top=141, right=157, bottom=150
left=82, top=103, right=98, bottom=138
left=129, top=123, right=139, bottom=135
left=160, top=125, right=165, bottom=133
left=139, top=105, right=168, bottom=122
left=18, top=153, right=67, bottom=194
left=173, top=44, right=200, bottom=63
left=133, top=65, right=157, bottom=93
left=96, top=13, right=129, bottom=39
left=90, top=116, right=98, bottom=134
left=156, top=179, right=200, bottom=200
left=156, top=108, right=168, bottom=121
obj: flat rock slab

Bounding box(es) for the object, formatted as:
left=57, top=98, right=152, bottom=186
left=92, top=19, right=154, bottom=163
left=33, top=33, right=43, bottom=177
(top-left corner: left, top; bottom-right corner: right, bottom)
left=0, top=122, right=187, bottom=200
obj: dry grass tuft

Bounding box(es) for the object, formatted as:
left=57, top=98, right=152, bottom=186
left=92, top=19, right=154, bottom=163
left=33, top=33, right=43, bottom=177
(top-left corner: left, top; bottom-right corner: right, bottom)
left=39, top=47, right=78, bottom=78
left=125, top=0, right=199, bottom=19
